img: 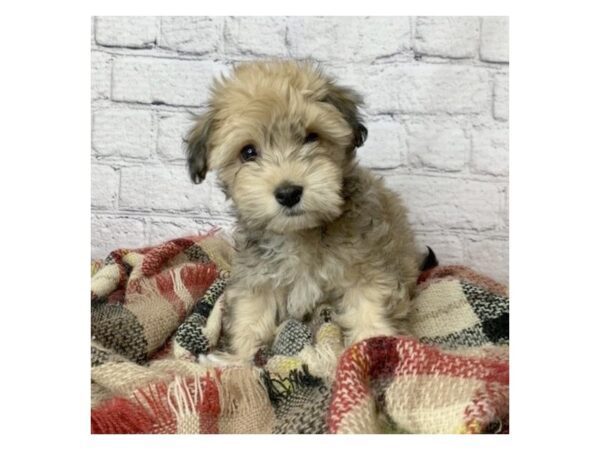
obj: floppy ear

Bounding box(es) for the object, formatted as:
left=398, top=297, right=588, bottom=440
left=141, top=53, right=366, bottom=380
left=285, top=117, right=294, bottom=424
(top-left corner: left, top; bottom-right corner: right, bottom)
left=323, top=82, right=368, bottom=149
left=185, top=111, right=215, bottom=184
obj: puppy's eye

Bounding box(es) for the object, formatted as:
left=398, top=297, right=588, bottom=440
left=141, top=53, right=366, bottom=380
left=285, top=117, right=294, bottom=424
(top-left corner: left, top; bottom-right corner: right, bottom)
left=304, top=132, right=319, bottom=144
left=240, top=144, right=258, bottom=162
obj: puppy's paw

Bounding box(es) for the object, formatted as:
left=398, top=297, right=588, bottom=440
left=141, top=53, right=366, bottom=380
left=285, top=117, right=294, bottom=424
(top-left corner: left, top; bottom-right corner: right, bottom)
left=198, top=350, right=254, bottom=367
left=227, top=335, right=263, bottom=364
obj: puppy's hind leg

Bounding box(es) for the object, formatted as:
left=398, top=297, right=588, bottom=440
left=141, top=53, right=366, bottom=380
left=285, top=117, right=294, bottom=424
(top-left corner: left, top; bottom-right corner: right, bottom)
left=336, top=282, right=410, bottom=346
left=224, top=286, right=278, bottom=362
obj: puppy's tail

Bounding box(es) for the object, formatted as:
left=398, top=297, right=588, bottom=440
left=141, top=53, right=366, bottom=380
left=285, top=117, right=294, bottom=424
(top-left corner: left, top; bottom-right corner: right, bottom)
left=420, top=246, right=439, bottom=272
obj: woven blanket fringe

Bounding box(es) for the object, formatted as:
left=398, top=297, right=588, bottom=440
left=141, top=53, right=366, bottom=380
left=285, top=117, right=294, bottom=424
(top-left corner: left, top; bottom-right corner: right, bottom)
left=217, top=367, right=271, bottom=417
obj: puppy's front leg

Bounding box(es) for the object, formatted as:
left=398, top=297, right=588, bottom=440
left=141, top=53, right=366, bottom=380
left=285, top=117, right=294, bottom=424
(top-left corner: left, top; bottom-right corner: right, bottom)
left=225, top=285, right=278, bottom=361
left=336, top=282, right=410, bottom=346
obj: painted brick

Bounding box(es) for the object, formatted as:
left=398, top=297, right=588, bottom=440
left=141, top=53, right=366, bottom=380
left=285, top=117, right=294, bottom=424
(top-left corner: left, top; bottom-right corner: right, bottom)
left=414, top=16, right=480, bottom=58
left=494, top=73, right=509, bottom=121
left=92, top=109, right=154, bottom=158
left=385, top=175, right=504, bottom=231
left=357, top=121, right=406, bottom=169
left=119, top=165, right=232, bottom=216
left=224, top=16, right=288, bottom=56
left=148, top=217, right=234, bottom=246
left=157, top=113, right=194, bottom=161
left=91, top=165, right=119, bottom=209
left=333, top=64, right=489, bottom=114
left=91, top=215, right=146, bottom=259
left=95, top=16, right=158, bottom=48
left=464, top=238, right=509, bottom=284
left=111, top=57, right=227, bottom=106
left=91, top=51, right=112, bottom=100
left=406, top=119, right=470, bottom=171
left=471, top=125, right=509, bottom=176
left=480, top=17, right=509, bottom=62
left=287, top=16, right=411, bottom=62
left=502, top=184, right=509, bottom=229
left=159, top=16, right=223, bottom=54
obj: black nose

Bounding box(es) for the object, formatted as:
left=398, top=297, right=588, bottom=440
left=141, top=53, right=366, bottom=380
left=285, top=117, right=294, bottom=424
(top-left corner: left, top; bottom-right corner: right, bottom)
left=274, top=184, right=303, bottom=207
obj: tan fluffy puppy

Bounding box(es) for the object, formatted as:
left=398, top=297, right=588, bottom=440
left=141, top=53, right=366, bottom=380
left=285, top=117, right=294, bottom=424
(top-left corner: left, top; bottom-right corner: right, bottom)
left=186, top=60, right=420, bottom=361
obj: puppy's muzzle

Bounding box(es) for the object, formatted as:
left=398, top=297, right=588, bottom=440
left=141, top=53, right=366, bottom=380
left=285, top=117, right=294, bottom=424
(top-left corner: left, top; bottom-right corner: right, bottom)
left=274, top=183, right=303, bottom=207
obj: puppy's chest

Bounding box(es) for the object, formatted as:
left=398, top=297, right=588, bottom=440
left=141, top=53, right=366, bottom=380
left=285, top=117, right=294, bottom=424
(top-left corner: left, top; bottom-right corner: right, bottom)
left=272, top=239, right=340, bottom=282
left=256, top=237, right=349, bottom=316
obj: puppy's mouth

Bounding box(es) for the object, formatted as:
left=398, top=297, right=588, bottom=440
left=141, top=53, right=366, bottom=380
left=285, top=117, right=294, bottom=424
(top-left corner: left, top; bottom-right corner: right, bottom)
left=266, top=202, right=341, bottom=233
left=282, top=207, right=305, bottom=217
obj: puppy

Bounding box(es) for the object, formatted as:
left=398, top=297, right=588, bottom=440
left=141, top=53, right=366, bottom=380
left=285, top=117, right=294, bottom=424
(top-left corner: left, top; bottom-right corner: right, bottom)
left=186, top=60, right=420, bottom=361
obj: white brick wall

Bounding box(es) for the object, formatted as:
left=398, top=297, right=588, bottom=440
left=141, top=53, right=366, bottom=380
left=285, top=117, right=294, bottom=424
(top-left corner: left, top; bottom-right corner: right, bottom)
left=414, top=17, right=480, bottom=59
left=91, top=16, right=509, bottom=284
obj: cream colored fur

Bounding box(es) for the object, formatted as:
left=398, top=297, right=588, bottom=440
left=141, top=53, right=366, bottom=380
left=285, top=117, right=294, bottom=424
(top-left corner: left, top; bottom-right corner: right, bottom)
left=186, top=60, right=420, bottom=361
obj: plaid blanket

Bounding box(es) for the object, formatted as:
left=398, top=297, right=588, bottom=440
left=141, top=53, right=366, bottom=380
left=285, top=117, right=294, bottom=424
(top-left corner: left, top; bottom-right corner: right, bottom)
left=91, top=232, right=509, bottom=434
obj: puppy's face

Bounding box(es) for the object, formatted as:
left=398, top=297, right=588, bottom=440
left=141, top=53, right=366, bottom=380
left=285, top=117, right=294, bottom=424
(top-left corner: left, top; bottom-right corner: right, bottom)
left=186, top=61, right=367, bottom=233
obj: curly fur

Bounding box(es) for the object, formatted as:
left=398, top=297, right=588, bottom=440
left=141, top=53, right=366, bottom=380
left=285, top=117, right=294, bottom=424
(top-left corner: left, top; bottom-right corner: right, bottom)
left=186, top=60, right=420, bottom=360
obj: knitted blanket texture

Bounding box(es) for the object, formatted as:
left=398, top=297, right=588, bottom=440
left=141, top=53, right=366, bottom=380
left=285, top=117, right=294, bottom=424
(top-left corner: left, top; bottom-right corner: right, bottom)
left=90, top=232, right=509, bottom=434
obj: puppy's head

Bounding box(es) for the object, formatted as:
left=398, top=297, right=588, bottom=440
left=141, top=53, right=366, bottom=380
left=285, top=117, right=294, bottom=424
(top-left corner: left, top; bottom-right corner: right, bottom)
left=186, top=61, right=367, bottom=233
